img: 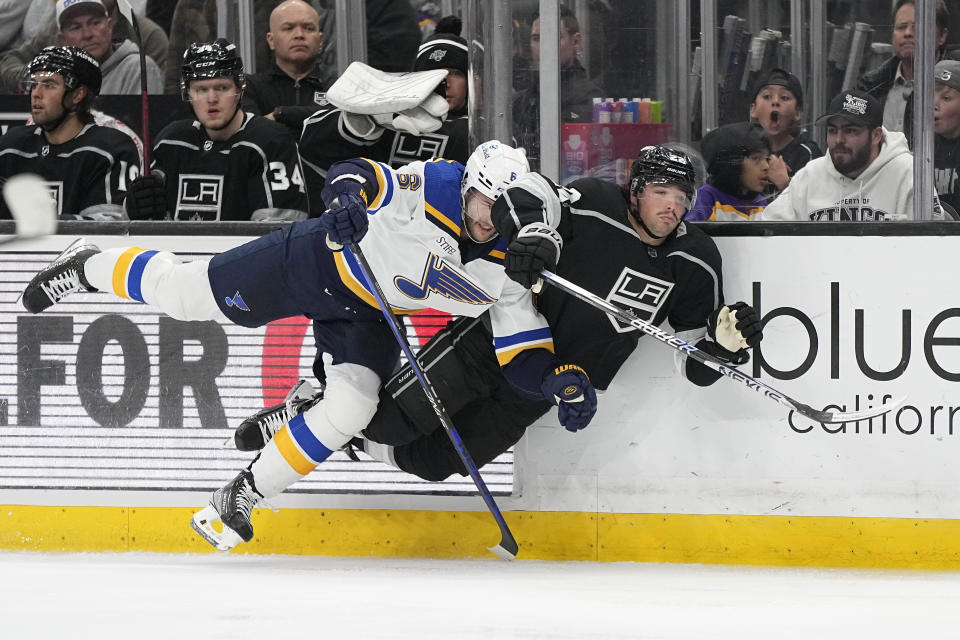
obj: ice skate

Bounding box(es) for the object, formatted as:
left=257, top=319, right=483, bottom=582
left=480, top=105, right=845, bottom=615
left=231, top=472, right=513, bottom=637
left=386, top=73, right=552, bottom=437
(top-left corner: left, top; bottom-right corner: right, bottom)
left=191, top=469, right=262, bottom=551
left=233, top=379, right=323, bottom=451
left=20, top=237, right=100, bottom=313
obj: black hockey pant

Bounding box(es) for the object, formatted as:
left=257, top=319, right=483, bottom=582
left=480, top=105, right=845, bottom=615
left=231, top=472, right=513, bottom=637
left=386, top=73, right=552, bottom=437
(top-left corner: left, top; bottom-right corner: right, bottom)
left=362, top=316, right=551, bottom=481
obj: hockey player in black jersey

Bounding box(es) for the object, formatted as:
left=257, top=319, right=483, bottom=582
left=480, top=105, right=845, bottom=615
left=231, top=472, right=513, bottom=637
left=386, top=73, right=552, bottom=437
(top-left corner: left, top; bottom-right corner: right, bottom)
left=123, top=39, right=308, bottom=221
left=296, top=16, right=470, bottom=211
left=0, top=46, right=141, bottom=220
left=234, top=146, right=764, bottom=483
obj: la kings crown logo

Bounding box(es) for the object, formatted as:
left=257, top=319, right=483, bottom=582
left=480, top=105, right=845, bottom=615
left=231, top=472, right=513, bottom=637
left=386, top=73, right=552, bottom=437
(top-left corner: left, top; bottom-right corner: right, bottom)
left=605, top=267, right=673, bottom=333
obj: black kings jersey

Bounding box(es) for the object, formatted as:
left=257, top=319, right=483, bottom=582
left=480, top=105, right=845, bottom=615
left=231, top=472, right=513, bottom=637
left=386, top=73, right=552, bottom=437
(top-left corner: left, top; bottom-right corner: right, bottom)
left=0, top=123, right=140, bottom=219
left=299, top=106, right=468, bottom=213
left=153, top=113, right=308, bottom=221
left=517, top=177, right=723, bottom=390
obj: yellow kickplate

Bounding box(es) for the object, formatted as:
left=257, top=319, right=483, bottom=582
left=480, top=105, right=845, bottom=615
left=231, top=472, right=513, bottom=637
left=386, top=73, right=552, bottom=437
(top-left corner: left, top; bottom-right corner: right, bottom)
left=5, top=506, right=960, bottom=569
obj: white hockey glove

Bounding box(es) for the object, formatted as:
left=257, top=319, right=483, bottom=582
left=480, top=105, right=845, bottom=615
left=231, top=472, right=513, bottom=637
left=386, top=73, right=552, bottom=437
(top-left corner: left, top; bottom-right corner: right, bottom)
left=327, top=62, right=449, bottom=136
left=704, top=302, right=763, bottom=364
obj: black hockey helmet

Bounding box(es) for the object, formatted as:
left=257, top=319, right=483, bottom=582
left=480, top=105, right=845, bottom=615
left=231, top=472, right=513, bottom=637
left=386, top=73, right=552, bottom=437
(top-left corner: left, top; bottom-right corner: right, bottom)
left=630, top=145, right=698, bottom=208
left=180, top=38, right=245, bottom=101
left=25, top=45, right=102, bottom=96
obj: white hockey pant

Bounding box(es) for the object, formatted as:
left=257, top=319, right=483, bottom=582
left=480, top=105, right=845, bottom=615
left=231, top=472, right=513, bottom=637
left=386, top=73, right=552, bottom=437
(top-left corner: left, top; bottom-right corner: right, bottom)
left=249, top=355, right=382, bottom=498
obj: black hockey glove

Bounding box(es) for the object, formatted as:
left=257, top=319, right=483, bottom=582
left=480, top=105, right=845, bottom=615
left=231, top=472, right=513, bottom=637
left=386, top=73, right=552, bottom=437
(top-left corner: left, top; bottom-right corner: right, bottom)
left=124, top=173, right=167, bottom=220
left=704, top=301, right=763, bottom=365
left=541, top=364, right=598, bottom=432
left=504, top=223, right=563, bottom=289
left=318, top=180, right=369, bottom=247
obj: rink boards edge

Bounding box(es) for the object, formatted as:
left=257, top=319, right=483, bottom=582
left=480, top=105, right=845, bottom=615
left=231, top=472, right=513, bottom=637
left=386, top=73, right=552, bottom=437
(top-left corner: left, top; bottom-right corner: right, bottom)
left=3, top=505, right=960, bottom=568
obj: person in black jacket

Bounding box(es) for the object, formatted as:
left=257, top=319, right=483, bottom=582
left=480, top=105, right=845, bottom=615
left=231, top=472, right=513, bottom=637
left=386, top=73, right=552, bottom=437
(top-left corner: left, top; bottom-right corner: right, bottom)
left=242, top=0, right=327, bottom=117
left=512, top=8, right=603, bottom=171
left=856, top=0, right=952, bottom=134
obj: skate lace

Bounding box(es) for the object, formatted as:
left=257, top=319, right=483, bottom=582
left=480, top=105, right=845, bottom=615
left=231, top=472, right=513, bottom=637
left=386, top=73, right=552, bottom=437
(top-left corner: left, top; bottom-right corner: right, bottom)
left=236, top=479, right=258, bottom=520
left=39, top=268, right=82, bottom=301
left=259, top=406, right=294, bottom=443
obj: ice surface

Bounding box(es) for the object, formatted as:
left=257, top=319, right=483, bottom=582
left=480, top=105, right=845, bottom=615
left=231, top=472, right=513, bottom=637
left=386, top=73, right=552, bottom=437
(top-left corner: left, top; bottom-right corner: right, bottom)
left=3, top=552, right=960, bottom=639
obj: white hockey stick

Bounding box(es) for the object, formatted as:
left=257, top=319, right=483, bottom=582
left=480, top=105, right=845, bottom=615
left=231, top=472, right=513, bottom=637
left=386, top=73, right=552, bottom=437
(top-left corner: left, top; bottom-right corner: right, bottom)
left=1, top=174, right=58, bottom=246
left=537, top=269, right=905, bottom=424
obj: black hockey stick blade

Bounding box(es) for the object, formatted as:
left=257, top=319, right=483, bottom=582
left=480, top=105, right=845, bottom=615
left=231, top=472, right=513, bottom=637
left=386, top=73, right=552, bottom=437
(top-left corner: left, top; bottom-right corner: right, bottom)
left=346, top=241, right=519, bottom=560
left=537, top=270, right=906, bottom=425
left=1, top=174, right=57, bottom=246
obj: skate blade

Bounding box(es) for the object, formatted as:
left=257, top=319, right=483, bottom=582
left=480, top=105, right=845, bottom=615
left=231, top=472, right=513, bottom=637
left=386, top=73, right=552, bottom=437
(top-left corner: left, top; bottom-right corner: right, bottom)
left=190, top=505, right=244, bottom=551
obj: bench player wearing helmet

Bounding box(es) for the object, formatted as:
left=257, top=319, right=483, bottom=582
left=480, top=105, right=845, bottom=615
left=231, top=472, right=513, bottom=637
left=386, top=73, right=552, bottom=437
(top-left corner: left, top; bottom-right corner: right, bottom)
left=0, top=45, right=141, bottom=220
left=123, top=38, right=308, bottom=222
left=20, top=139, right=597, bottom=550
left=231, top=146, right=763, bottom=484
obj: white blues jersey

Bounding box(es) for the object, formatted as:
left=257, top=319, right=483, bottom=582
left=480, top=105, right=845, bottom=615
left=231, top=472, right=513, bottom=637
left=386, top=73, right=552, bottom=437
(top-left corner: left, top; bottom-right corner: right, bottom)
left=152, top=112, right=308, bottom=221
left=326, top=156, right=554, bottom=366
left=0, top=123, right=140, bottom=220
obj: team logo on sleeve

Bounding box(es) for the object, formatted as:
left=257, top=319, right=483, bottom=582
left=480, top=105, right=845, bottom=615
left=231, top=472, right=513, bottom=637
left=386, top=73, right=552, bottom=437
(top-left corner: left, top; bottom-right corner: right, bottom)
left=389, top=133, right=449, bottom=166
left=394, top=253, right=496, bottom=305
left=175, top=174, right=223, bottom=221
left=605, top=268, right=674, bottom=333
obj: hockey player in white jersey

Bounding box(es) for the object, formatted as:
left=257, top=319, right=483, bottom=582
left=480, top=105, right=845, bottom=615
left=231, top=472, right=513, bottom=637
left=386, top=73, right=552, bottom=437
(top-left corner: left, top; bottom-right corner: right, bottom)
left=20, top=139, right=597, bottom=551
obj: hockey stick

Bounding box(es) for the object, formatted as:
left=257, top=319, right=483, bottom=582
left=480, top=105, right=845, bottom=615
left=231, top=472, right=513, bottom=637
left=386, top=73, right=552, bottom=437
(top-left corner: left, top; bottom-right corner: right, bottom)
left=346, top=241, right=520, bottom=560
left=115, top=0, right=151, bottom=174
left=0, top=174, right=58, bottom=247
left=537, top=270, right=905, bottom=424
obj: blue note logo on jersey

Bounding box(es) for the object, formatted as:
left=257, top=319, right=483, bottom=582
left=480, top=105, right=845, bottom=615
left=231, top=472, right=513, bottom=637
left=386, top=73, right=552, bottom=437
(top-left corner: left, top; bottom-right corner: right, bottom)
left=605, top=267, right=674, bottom=334
left=394, top=253, right=496, bottom=305
left=225, top=291, right=250, bottom=311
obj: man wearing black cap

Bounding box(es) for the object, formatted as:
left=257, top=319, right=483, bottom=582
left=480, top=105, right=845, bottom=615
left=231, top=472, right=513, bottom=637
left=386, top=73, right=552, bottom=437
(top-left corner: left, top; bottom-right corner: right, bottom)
left=934, top=59, right=960, bottom=215
left=760, top=89, right=937, bottom=221
left=749, top=68, right=821, bottom=196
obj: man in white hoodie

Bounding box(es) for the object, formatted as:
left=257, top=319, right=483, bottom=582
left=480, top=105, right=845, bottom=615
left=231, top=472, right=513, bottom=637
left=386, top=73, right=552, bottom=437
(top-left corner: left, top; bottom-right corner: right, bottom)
left=56, top=0, right=162, bottom=95
left=760, top=89, right=936, bottom=221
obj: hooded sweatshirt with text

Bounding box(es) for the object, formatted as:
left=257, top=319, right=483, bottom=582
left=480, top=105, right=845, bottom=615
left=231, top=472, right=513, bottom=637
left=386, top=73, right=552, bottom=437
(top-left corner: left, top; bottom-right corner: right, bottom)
left=759, top=129, right=932, bottom=221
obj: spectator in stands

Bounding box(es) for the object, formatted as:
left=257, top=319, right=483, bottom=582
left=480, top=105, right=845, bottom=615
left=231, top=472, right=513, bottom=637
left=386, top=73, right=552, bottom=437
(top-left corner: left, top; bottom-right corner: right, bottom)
left=749, top=68, right=821, bottom=199
left=0, top=2, right=36, bottom=54
left=0, top=0, right=167, bottom=94
left=686, top=122, right=770, bottom=221
left=242, top=0, right=326, bottom=117
left=759, top=89, right=939, bottom=221
left=856, top=0, right=953, bottom=134
left=512, top=9, right=603, bottom=170
left=0, top=46, right=141, bottom=219
left=165, top=1, right=419, bottom=97
left=146, top=0, right=174, bottom=36
left=56, top=0, right=162, bottom=94
left=934, top=60, right=960, bottom=216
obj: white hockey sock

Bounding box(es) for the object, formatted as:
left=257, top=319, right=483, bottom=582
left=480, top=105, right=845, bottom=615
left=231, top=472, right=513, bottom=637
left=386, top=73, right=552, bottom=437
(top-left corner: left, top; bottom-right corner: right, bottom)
left=84, top=247, right=226, bottom=321
left=362, top=439, right=400, bottom=470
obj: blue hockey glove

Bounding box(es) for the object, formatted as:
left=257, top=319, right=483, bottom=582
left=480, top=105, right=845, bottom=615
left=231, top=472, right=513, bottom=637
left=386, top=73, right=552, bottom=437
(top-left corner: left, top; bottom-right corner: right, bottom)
left=318, top=179, right=369, bottom=247
left=541, top=364, right=597, bottom=432
left=704, top=301, right=763, bottom=365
